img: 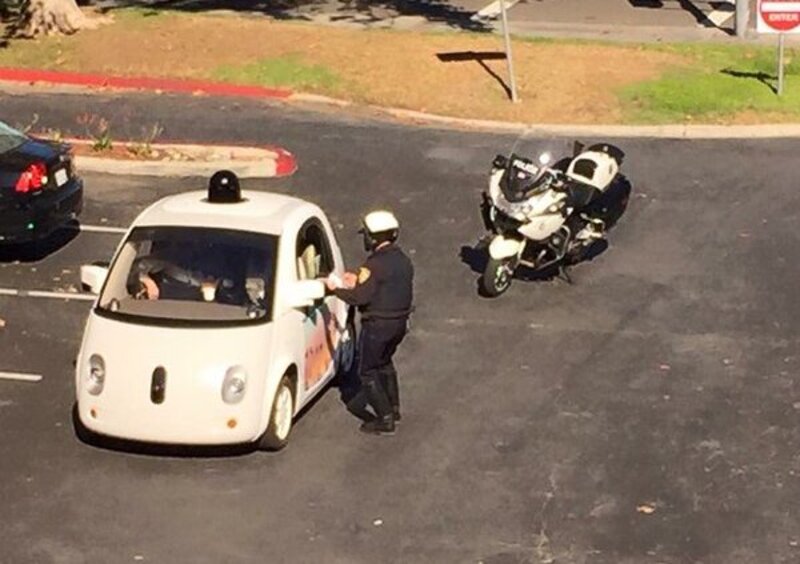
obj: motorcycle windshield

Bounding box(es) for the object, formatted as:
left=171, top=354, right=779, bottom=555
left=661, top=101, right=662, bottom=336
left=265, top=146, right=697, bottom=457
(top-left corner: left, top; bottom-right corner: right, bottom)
left=501, top=167, right=551, bottom=202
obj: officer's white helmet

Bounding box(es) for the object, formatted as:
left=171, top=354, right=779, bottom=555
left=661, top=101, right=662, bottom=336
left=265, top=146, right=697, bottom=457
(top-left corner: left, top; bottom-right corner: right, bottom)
left=361, top=210, right=399, bottom=251
left=363, top=210, right=399, bottom=234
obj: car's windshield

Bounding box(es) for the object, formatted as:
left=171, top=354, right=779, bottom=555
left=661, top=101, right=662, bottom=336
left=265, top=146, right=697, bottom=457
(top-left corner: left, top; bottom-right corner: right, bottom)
left=98, top=226, right=278, bottom=324
left=0, top=121, right=27, bottom=155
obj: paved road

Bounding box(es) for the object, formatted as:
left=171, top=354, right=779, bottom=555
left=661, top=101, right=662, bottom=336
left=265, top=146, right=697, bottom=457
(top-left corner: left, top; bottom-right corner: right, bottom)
left=464, top=0, right=731, bottom=27
left=0, top=91, right=799, bottom=564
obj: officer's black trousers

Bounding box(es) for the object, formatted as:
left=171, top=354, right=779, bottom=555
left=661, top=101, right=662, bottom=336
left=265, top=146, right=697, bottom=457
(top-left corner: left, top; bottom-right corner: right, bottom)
left=349, top=318, right=407, bottom=420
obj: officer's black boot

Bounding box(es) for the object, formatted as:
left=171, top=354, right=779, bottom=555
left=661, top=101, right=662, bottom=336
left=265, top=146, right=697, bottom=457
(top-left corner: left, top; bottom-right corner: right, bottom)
left=360, top=416, right=395, bottom=435
left=380, top=366, right=401, bottom=422
left=359, top=377, right=395, bottom=435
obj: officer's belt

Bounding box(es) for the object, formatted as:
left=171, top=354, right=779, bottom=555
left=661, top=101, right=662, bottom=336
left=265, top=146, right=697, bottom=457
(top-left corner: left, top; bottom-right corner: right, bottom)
left=361, top=308, right=414, bottom=321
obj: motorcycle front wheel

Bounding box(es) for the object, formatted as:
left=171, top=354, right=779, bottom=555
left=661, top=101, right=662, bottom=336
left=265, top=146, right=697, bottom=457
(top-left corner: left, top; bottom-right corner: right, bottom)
left=480, top=257, right=514, bottom=297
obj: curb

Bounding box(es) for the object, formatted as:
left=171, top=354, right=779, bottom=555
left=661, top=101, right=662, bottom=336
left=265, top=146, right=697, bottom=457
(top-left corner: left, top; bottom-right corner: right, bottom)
left=377, top=108, right=800, bottom=138
left=65, top=139, right=298, bottom=178
left=0, top=67, right=292, bottom=100
left=3, top=68, right=800, bottom=139
left=294, top=94, right=800, bottom=138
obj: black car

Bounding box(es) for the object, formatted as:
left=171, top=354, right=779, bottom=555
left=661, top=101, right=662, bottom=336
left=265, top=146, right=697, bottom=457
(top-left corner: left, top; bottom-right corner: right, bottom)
left=0, top=121, right=83, bottom=244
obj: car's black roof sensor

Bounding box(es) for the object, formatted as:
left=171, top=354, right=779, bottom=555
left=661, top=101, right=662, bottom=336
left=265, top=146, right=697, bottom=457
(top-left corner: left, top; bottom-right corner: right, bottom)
left=208, top=170, right=242, bottom=203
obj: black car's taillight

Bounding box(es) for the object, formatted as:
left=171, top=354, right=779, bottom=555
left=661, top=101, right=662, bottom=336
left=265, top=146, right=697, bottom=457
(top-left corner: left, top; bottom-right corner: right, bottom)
left=14, top=162, right=47, bottom=194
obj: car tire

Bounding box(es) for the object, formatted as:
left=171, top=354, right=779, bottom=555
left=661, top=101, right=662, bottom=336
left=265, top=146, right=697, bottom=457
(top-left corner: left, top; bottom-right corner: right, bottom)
left=337, top=317, right=357, bottom=377
left=257, top=374, right=295, bottom=451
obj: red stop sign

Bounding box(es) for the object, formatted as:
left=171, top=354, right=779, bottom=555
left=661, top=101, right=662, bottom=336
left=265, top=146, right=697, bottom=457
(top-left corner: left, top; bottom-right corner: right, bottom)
left=759, top=0, right=800, bottom=32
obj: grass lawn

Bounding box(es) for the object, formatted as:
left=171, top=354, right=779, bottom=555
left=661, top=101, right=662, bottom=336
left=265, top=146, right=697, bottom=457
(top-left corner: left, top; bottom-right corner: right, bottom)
left=622, top=43, right=800, bottom=123
left=212, top=55, right=342, bottom=92
left=0, top=8, right=798, bottom=125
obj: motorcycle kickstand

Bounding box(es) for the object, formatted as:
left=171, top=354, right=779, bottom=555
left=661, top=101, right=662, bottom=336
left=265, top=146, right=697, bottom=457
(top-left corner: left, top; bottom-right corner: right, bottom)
left=558, top=264, right=574, bottom=285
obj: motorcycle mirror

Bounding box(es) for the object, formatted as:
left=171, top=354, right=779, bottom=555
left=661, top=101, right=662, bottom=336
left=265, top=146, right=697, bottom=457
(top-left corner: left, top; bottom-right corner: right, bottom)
left=538, top=152, right=552, bottom=165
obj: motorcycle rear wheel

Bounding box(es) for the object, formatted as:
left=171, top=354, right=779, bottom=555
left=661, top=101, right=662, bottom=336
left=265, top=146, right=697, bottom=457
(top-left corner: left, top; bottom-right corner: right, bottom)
left=480, top=257, right=514, bottom=297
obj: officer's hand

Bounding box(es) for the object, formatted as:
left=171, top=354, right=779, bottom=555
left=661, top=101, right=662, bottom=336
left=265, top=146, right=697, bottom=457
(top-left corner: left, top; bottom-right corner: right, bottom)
left=324, top=275, right=340, bottom=292
left=342, top=272, right=358, bottom=289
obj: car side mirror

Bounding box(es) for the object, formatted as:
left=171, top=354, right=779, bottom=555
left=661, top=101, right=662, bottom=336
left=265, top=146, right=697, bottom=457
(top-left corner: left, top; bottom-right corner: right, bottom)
left=80, top=264, right=109, bottom=295
left=286, top=279, right=325, bottom=309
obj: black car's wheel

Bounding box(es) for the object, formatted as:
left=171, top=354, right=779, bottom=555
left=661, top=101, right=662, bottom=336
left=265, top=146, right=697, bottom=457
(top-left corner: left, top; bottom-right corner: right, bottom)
left=480, top=257, right=514, bottom=297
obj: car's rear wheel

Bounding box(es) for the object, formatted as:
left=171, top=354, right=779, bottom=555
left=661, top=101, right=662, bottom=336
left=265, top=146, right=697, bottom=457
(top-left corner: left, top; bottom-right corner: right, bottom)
left=257, top=374, right=295, bottom=451
left=337, top=316, right=357, bottom=377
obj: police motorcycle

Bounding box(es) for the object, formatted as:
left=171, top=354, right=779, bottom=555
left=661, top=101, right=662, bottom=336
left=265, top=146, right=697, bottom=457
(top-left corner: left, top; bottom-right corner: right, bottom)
left=478, top=142, right=629, bottom=297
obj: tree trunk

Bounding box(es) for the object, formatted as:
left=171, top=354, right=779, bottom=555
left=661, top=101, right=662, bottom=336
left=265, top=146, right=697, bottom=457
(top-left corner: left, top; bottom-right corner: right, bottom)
left=17, top=0, right=100, bottom=37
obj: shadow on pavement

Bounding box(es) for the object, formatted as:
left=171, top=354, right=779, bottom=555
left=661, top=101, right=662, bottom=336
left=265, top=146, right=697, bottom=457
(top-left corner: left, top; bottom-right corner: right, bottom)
left=99, top=0, right=492, bottom=32
left=628, top=0, right=735, bottom=34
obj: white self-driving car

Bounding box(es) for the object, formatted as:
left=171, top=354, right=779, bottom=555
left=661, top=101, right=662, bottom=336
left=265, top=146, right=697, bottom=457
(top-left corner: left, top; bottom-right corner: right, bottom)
left=75, top=180, right=354, bottom=450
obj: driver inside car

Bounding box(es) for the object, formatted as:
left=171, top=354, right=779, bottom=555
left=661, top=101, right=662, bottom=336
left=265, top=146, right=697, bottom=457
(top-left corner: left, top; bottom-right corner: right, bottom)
left=129, top=242, right=245, bottom=304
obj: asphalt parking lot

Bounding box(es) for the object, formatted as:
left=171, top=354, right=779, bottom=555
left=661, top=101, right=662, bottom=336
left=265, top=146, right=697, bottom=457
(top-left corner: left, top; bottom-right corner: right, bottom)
left=0, top=93, right=799, bottom=563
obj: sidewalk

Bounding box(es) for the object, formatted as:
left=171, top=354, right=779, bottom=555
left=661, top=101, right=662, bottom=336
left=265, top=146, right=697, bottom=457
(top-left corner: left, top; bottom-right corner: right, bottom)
left=89, top=0, right=797, bottom=44
left=270, top=2, right=799, bottom=44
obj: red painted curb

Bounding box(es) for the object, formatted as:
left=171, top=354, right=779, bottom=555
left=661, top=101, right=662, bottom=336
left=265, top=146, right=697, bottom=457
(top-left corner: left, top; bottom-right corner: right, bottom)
left=0, top=67, right=293, bottom=100
left=264, top=145, right=298, bottom=177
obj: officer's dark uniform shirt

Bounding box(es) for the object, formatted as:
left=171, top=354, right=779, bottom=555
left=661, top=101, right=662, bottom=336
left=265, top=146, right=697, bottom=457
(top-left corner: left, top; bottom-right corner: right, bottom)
left=334, top=244, right=414, bottom=319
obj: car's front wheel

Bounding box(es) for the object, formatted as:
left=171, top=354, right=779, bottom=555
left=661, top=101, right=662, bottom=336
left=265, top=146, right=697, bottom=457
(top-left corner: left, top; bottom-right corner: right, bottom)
left=257, top=374, right=295, bottom=451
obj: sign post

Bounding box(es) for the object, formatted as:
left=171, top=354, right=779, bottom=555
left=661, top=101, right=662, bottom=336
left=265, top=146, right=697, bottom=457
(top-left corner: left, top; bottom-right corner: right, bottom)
left=498, top=0, right=519, bottom=103
left=757, top=0, right=800, bottom=95
left=735, top=0, right=749, bottom=37
left=778, top=31, right=786, bottom=94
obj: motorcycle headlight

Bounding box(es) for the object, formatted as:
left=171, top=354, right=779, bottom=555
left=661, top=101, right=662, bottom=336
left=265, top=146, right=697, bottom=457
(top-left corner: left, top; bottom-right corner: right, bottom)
left=86, top=354, right=106, bottom=396
left=508, top=203, right=531, bottom=221
left=221, top=366, right=248, bottom=404
left=547, top=202, right=564, bottom=214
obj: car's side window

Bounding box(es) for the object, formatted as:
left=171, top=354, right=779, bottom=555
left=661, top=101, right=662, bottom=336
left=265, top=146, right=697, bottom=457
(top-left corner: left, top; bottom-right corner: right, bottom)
left=295, top=219, right=334, bottom=280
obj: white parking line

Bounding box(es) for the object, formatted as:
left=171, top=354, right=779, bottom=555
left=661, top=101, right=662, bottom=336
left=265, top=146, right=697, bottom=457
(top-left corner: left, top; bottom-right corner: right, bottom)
left=0, top=372, right=43, bottom=383
left=0, top=288, right=96, bottom=301
left=471, top=0, right=520, bottom=21
left=706, top=0, right=735, bottom=28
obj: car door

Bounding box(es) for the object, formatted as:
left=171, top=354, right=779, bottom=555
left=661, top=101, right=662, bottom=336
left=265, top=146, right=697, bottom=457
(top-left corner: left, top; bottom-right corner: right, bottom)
left=295, top=217, right=342, bottom=399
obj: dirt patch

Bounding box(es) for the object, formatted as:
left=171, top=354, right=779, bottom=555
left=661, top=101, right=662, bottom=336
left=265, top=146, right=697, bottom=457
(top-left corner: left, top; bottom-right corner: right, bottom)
left=67, top=142, right=198, bottom=161
left=4, top=10, right=686, bottom=124
left=55, top=137, right=275, bottom=163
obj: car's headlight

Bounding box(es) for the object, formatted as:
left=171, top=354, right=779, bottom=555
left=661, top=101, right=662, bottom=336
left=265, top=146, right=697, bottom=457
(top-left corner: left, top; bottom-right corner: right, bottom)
left=86, top=354, right=106, bottom=396
left=221, top=366, right=248, bottom=404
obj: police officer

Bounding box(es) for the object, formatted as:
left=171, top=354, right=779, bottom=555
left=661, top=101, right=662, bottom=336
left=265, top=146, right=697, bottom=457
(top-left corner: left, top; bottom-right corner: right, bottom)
left=326, top=210, right=414, bottom=435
